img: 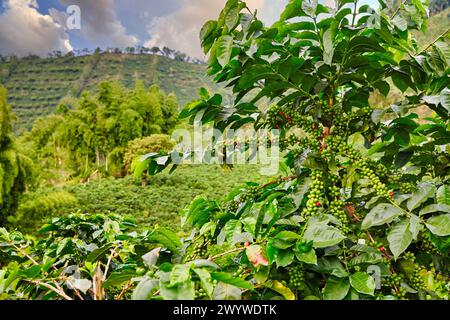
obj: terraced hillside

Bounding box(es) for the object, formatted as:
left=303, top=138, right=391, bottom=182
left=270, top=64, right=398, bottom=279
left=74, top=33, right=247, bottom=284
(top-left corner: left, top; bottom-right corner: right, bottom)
left=0, top=53, right=222, bottom=133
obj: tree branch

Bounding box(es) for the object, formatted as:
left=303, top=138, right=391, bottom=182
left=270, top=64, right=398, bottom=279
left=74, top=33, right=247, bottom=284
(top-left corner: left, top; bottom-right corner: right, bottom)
left=29, top=280, right=73, bottom=301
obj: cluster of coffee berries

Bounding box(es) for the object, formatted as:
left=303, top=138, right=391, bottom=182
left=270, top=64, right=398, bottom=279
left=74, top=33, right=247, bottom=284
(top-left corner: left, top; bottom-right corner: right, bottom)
left=389, top=172, right=401, bottom=184
left=226, top=200, right=240, bottom=213
left=321, top=146, right=334, bottom=162
left=195, top=287, right=208, bottom=299
left=307, top=136, right=321, bottom=152
left=399, top=182, right=415, bottom=194
left=338, top=106, right=373, bottom=125
left=328, top=183, right=349, bottom=229
left=402, top=252, right=427, bottom=291
left=240, top=186, right=260, bottom=202
left=185, top=241, right=208, bottom=261
left=290, top=113, right=312, bottom=130
left=233, top=265, right=248, bottom=279
left=327, top=135, right=360, bottom=162
left=329, top=201, right=350, bottom=233
left=290, top=147, right=307, bottom=159
left=383, top=273, right=408, bottom=300
left=384, top=273, right=403, bottom=288
left=404, top=251, right=415, bottom=261
left=326, top=135, right=346, bottom=153
left=409, top=265, right=426, bottom=291
left=281, top=134, right=301, bottom=149
left=306, top=123, right=324, bottom=140
left=358, top=160, right=391, bottom=198
left=419, top=231, right=439, bottom=254
left=358, top=106, right=374, bottom=118
left=281, top=134, right=309, bottom=150
left=332, top=109, right=347, bottom=133
left=346, top=148, right=361, bottom=163
left=289, top=265, right=305, bottom=290
left=303, top=170, right=324, bottom=217
left=374, top=163, right=389, bottom=177
left=394, top=287, right=407, bottom=300
left=320, top=100, right=333, bottom=115
left=267, top=105, right=292, bottom=128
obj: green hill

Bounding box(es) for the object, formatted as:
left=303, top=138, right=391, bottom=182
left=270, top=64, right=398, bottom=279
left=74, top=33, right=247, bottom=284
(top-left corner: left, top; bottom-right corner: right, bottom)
left=0, top=53, right=222, bottom=133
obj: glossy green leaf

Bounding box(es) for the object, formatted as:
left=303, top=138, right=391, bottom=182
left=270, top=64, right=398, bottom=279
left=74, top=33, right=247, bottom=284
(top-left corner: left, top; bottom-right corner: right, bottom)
left=407, top=183, right=436, bottom=211
left=213, top=282, right=241, bottom=300
left=169, top=264, right=191, bottom=287
left=323, top=277, right=350, bottom=300
left=193, top=268, right=214, bottom=297
left=160, top=280, right=195, bottom=300
left=295, top=248, right=317, bottom=265
left=266, top=280, right=295, bottom=300
left=362, top=203, right=403, bottom=229
left=304, top=224, right=345, bottom=248
left=349, top=272, right=375, bottom=296
left=132, top=278, right=159, bottom=300
left=436, top=185, right=450, bottom=205
left=211, top=272, right=253, bottom=290
left=216, top=35, right=234, bottom=67
left=425, top=214, right=450, bottom=236
left=387, top=219, right=413, bottom=259
left=420, top=204, right=450, bottom=216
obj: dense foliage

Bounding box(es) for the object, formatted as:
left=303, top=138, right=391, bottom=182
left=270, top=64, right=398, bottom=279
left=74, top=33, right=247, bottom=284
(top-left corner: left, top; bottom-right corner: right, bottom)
left=0, top=0, right=449, bottom=301
left=0, top=88, right=35, bottom=223
left=0, top=214, right=184, bottom=300
left=21, top=82, right=178, bottom=178
left=135, top=0, right=450, bottom=300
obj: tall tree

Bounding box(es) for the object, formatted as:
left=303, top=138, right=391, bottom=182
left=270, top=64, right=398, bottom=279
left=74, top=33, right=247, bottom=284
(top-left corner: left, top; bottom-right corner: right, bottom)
left=0, top=87, right=34, bottom=223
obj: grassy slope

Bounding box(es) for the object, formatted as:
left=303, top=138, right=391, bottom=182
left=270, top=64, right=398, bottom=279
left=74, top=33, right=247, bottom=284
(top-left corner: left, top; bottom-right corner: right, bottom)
left=0, top=53, right=224, bottom=133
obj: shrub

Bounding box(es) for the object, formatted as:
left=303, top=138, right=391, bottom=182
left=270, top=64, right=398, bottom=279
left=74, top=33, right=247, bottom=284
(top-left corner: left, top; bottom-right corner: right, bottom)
left=125, top=134, right=175, bottom=172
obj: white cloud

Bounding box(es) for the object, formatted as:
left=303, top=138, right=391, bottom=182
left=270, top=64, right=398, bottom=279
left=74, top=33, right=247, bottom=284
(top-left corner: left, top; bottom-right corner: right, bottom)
left=144, top=0, right=285, bottom=59
left=58, top=0, right=138, bottom=48
left=0, top=0, right=72, bottom=57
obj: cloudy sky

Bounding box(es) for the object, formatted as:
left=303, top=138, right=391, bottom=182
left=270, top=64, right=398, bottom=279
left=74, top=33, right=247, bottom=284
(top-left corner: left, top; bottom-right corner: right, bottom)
left=0, top=0, right=377, bottom=58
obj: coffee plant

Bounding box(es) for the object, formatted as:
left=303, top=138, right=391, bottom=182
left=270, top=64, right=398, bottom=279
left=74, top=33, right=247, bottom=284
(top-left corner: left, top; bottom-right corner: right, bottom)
left=135, top=0, right=450, bottom=300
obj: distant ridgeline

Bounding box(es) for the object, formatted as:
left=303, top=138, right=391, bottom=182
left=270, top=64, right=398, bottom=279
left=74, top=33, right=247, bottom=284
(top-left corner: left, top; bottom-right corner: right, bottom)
left=0, top=52, right=225, bottom=133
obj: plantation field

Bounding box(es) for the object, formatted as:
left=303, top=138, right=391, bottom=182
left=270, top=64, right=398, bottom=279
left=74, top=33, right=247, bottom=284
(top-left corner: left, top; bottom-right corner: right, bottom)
left=13, top=165, right=267, bottom=233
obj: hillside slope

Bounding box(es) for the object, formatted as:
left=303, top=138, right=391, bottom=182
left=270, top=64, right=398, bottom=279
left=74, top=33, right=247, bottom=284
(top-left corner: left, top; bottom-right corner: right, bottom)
left=0, top=53, right=223, bottom=132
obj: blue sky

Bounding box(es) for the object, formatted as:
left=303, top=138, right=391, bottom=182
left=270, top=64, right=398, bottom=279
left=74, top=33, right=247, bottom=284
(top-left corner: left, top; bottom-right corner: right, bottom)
left=0, top=0, right=379, bottom=58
